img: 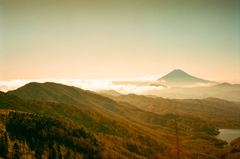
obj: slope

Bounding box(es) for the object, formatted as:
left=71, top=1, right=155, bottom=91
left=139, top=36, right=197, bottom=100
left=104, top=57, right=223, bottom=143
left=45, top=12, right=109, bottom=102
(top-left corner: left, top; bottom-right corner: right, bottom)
left=0, top=92, right=228, bottom=158
left=98, top=89, right=122, bottom=97
left=0, top=92, right=167, bottom=158
left=8, top=82, right=219, bottom=135
left=144, top=82, right=240, bottom=101
left=106, top=94, right=240, bottom=128
left=0, top=110, right=102, bottom=159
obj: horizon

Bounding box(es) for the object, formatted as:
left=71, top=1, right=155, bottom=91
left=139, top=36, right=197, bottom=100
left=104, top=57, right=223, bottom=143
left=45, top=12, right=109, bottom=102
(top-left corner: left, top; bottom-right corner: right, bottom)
left=1, top=68, right=239, bottom=94
left=0, top=68, right=239, bottom=83
left=1, top=0, right=240, bottom=82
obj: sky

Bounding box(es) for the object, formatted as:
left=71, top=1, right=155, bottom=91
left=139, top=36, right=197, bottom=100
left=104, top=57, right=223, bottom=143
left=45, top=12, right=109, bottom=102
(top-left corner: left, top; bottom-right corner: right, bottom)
left=0, top=0, right=240, bottom=82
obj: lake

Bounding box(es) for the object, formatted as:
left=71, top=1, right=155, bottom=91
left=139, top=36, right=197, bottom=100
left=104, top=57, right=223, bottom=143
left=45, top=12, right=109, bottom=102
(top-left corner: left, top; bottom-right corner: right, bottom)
left=216, top=129, right=240, bottom=144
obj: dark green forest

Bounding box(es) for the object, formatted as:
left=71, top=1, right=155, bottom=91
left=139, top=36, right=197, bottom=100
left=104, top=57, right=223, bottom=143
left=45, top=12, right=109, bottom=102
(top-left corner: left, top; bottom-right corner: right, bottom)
left=0, top=110, right=101, bottom=159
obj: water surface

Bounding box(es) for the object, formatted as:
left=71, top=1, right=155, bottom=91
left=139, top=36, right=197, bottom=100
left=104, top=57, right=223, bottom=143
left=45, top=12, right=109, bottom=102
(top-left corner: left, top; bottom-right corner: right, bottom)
left=216, top=129, right=240, bottom=144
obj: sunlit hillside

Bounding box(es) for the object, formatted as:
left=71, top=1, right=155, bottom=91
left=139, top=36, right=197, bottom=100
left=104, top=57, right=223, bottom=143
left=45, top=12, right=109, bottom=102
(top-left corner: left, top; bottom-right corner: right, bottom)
left=1, top=81, right=240, bottom=158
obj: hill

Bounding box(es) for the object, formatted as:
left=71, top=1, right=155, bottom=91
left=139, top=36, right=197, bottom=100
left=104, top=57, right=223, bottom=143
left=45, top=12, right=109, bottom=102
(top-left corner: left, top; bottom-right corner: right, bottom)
left=216, top=137, right=240, bottom=158
left=0, top=92, right=168, bottom=158
left=1, top=91, right=228, bottom=158
left=8, top=82, right=220, bottom=135
left=105, top=94, right=240, bottom=128
left=98, top=89, right=122, bottom=96
left=157, top=69, right=216, bottom=87
left=144, top=82, right=240, bottom=101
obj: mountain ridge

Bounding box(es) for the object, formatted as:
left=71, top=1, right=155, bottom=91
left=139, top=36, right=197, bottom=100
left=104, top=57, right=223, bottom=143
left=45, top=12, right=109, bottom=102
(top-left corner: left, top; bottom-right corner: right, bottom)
left=105, top=93, right=240, bottom=128
left=8, top=82, right=221, bottom=135
left=144, top=81, right=240, bottom=101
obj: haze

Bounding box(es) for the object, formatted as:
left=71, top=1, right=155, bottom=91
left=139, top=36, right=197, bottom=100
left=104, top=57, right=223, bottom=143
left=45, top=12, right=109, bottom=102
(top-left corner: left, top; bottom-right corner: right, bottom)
left=0, top=0, right=240, bottom=82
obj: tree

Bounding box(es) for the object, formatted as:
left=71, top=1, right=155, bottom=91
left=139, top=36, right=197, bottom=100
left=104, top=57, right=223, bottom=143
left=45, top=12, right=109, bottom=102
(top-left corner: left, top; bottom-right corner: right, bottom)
left=34, top=141, right=44, bottom=159
left=64, top=150, right=71, bottom=159
left=0, top=132, right=9, bottom=158
left=22, top=139, right=26, bottom=156
left=12, top=143, right=21, bottom=159
left=57, top=144, right=62, bottom=159
left=35, top=147, right=43, bottom=159
left=0, top=135, right=7, bottom=158
left=48, top=147, right=57, bottom=159
left=165, top=116, right=184, bottom=159
left=173, top=116, right=180, bottom=159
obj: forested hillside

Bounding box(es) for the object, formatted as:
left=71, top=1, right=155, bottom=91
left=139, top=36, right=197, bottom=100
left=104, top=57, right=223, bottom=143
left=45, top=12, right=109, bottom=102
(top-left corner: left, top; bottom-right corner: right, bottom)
left=8, top=82, right=221, bottom=135
left=106, top=94, right=240, bottom=128
left=2, top=82, right=240, bottom=158
left=0, top=91, right=230, bottom=158
left=0, top=110, right=102, bottom=158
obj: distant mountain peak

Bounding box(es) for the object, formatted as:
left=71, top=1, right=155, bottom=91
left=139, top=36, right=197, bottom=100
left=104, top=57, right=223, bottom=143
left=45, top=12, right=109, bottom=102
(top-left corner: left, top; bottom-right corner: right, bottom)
left=158, top=69, right=216, bottom=87
left=161, top=69, right=194, bottom=79
left=173, top=69, right=184, bottom=72
left=171, top=69, right=189, bottom=73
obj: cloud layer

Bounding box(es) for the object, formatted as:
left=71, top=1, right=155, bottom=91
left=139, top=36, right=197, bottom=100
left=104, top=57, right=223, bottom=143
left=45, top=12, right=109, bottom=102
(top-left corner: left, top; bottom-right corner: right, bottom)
left=0, top=75, right=165, bottom=94
left=0, top=75, right=230, bottom=95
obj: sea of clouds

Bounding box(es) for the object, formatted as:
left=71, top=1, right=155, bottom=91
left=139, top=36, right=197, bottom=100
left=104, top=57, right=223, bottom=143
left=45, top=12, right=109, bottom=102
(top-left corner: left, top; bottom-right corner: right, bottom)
left=0, top=75, right=165, bottom=94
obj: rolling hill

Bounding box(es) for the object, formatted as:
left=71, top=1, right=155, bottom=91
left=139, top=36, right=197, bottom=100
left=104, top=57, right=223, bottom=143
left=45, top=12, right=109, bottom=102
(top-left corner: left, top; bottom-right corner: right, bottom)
left=1, top=91, right=228, bottom=158
left=2, top=80, right=238, bottom=158
left=98, top=89, right=122, bottom=97
left=144, top=82, right=240, bottom=101
left=104, top=94, right=240, bottom=129
left=8, top=82, right=220, bottom=135
left=0, top=92, right=168, bottom=158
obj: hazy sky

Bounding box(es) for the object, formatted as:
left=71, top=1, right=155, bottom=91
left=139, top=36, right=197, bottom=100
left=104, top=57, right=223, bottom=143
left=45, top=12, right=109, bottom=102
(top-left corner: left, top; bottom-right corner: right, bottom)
left=1, top=0, right=240, bottom=82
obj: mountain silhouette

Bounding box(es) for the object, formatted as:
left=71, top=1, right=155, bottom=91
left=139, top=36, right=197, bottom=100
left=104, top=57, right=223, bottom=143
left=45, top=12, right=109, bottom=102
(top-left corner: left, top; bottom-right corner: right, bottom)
left=158, top=69, right=216, bottom=87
